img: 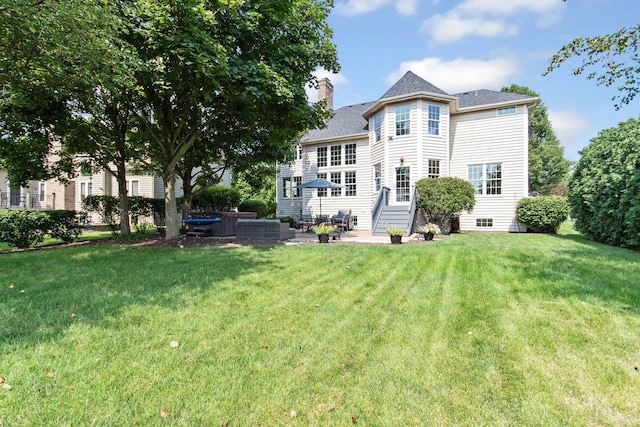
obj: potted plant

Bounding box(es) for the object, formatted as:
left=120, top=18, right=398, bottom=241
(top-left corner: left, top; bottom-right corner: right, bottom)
left=417, top=223, right=441, bottom=241
left=313, top=222, right=336, bottom=243
left=386, top=225, right=405, bottom=244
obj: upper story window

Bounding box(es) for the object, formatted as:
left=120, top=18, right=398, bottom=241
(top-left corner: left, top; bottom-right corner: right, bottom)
left=291, top=142, right=302, bottom=160
left=345, top=143, right=356, bottom=165
left=127, top=179, right=139, bottom=196
left=317, top=146, right=327, bottom=167
left=374, top=113, right=382, bottom=142
left=80, top=181, right=93, bottom=200
left=468, top=163, right=502, bottom=195
left=497, top=106, right=516, bottom=116
left=428, top=105, right=440, bottom=135
left=427, top=159, right=440, bottom=178
left=330, top=145, right=341, bottom=166
left=395, top=105, right=411, bottom=136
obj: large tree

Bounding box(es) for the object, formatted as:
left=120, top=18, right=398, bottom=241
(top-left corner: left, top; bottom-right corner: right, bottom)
left=128, top=0, right=338, bottom=238
left=501, top=84, right=570, bottom=195
left=544, top=16, right=639, bottom=110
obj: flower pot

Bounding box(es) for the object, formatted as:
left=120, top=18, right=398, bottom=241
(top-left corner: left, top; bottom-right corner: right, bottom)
left=424, top=232, right=434, bottom=241
left=318, top=234, right=330, bottom=243
left=390, top=235, right=402, bottom=244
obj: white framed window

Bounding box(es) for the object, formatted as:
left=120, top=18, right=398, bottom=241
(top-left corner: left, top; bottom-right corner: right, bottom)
left=497, top=106, right=516, bottom=116
left=374, top=113, right=382, bottom=142
left=127, top=179, right=139, bottom=196
left=80, top=181, right=93, bottom=200
left=317, top=147, right=327, bottom=167
left=293, top=176, right=302, bottom=198
left=38, top=181, right=46, bottom=202
left=330, top=145, right=341, bottom=166
left=374, top=163, right=381, bottom=192
left=395, top=166, right=410, bottom=202
left=345, top=143, right=356, bottom=165
left=395, top=105, right=411, bottom=136
left=317, top=173, right=327, bottom=197
left=428, top=105, right=440, bottom=135
left=330, top=172, right=341, bottom=197
left=345, top=171, right=356, bottom=197
left=427, top=159, right=440, bottom=178
left=468, top=163, right=502, bottom=195
left=291, top=142, right=302, bottom=160
left=282, top=177, right=292, bottom=198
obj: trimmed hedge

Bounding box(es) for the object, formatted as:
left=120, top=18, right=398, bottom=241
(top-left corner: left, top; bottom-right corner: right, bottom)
left=416, top=177, right=476, bottom=234
left=516, top=196, right=569, bottom=233
left=0, top=210, right=82, bottom=248
left=191, top=186, right=241, bottom=212
left=238, top=199, right=268, bottom=218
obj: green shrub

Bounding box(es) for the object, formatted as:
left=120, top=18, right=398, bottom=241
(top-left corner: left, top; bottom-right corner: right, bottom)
left=416, top=177, right=476, bottom=234
left=192, top=186, right=240, bottom=212
left=0, top=210, right=49, bottom=248
left=44, top=210, right=82, bottom=242
left=129, top=196, right=156, bottom=233
left=516, top=196, right=569, bottom=233
left=238, top=199, right=268, bottom=218
left=569, top=118, right=640, bottom=248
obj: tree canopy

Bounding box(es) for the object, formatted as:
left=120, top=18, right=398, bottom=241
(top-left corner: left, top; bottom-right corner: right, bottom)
left=544, top=20, right=640, bottom=110
left=501, top=84, right=570, bottom=195
left=1, top=0, right=339, bottom=238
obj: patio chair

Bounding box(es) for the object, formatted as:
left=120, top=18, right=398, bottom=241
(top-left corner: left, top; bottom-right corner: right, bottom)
left=331, top=209, right=352, bottom=231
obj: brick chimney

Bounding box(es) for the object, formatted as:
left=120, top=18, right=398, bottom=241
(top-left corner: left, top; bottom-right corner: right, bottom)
left=318, top=77, right=334, bottom=111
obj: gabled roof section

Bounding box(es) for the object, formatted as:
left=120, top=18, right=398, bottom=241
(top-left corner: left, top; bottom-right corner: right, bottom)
left=454, top=89, right=536, bottom=109
left=301, top=101, right=374, bottom=143
left=379, top=71, right=449, bottom=100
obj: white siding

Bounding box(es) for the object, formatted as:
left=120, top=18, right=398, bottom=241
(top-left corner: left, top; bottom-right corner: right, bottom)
left=449, top=105, right=529, bottom=232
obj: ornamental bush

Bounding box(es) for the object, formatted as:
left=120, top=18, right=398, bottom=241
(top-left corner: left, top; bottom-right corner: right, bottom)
left=569, top=118, right=640, bottom=248
left=44, top=210, right=82, bottom=242
left=0, top=210, right=49, bottom=248
left=416, top=177, right=476, bottom=234
left=516, top=196, right=569, bottom=233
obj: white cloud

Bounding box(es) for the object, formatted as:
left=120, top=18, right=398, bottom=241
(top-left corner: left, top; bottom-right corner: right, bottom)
left=548, top=109, right=591, bottom=157
left=395, top=0, right=418, bottom=15
left=422, top=0, right=565, bottom=43
left=335, top=0, right=418, bottom=16
left=386, top=57, right=520, bottom=94
left=306, top=69, right=349, bottom=102
left=422, top=12, right=517, bottom=44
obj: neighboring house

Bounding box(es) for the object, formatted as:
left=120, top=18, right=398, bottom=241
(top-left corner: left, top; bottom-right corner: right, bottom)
left=277, top=71, right=537, bottom=233
left=2, top=165, right=231, bottom=225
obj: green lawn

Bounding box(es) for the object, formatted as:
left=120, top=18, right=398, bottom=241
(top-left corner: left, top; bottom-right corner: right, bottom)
left=1, top=224, right=639, bottom=425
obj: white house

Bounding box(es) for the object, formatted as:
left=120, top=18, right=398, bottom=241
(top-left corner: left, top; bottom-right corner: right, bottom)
left=276, top=71, right=537, bottom=234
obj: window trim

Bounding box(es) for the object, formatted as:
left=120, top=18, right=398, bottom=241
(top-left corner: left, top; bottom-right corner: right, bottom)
left=497, top=106, right=517, bottom=116
left=427, top=159, right=440, bottom=178
left=330, top=144, right=342, bottom=166
left=427, top=105, right=440, bottom=136
left=468, top=163, right=502, bottom=196
left=317, top=146, right=327, bottom=168
left=345, top=143, right=356, bottom=165
left=374, top=113, right=382, bottom=142
left=345, top=171, right=356, bottom=197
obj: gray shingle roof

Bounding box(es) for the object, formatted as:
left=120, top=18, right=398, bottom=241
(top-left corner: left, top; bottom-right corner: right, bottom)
left=301, top=101, right=373, bottom=142
left=454, top=89, right=535, bottom=109
left=379, top=71, right=449, bottom=99
left=302, top=72, right=537, bottom=143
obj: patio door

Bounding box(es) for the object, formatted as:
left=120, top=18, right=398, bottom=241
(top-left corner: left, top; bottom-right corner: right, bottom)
left=395, top=166, right=410, bottom=202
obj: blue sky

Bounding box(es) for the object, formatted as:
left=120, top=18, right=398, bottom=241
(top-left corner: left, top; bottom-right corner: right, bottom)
left=310, top=0, right=639, bottom=161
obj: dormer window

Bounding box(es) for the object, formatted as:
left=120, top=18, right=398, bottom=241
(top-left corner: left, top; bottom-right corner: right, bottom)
left=395, top=105, right=411, bottom=136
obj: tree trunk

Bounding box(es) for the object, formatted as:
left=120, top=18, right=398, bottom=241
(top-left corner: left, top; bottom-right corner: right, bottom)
left=115, top=163, right=131, bottom=236
left=164, top=170, right=180, bottom=239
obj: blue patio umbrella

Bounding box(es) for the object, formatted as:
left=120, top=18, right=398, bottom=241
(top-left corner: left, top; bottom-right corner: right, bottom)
left=297, top=178, right=343, bottom=217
